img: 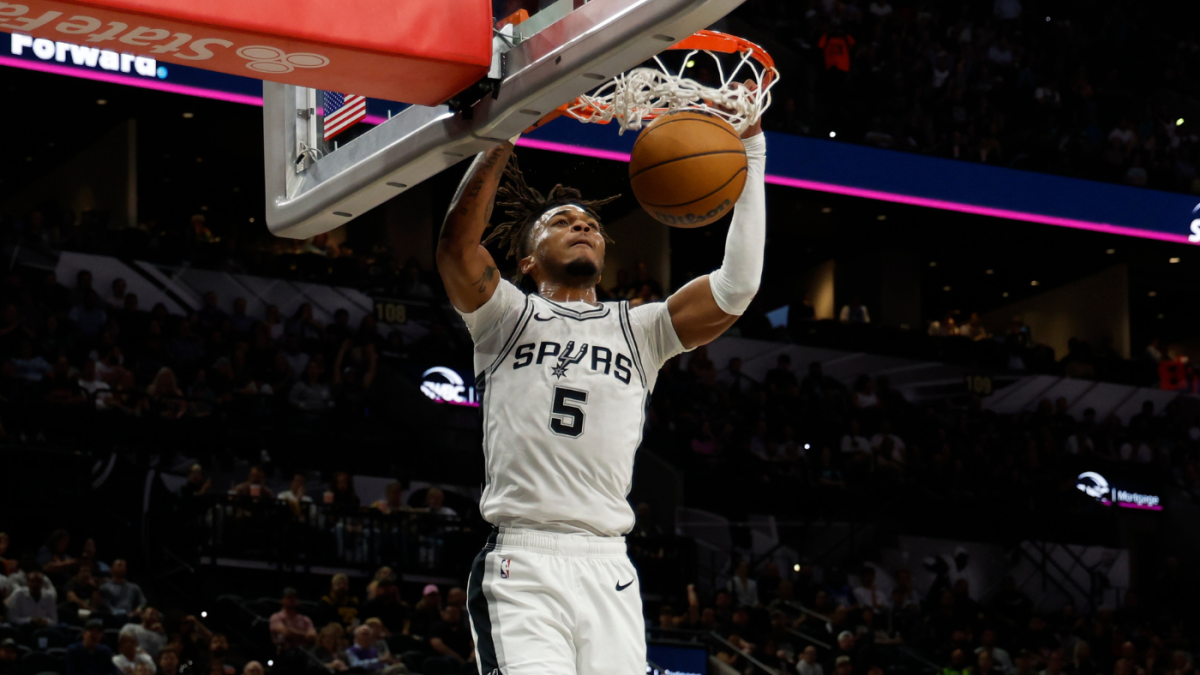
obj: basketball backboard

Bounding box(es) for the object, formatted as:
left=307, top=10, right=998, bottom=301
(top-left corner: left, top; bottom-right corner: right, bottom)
left=263, top=0, right=747, bottom=239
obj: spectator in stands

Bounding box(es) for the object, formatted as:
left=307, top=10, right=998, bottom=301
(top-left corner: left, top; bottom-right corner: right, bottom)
left=854, top=567, right=888, bottom=611
left=5, top=569, right=56, bottom=626
left=317, top=574, right=359, bottom=630
left=285, top=304, right=324, bottom=345
left=0, top=304, right=36, bottom=350
left=78, top=360, right=113, bottom=410
left=121, top=607, right=165, bottom=658
left=424, top=605, right=473, bottom=675
left=365, top=568, right=393, bottom=601
left=360, top=577, right=407, bottom=635
left=0, top=533, right=13, bottom=575
left=232, top=466, right=274, bottom=500
left=961, top=314, right=990, bottom=341
left=263, top=305, right=284, bottom=342
left=727, top=560, right=760, bottom=607
left=841, top=420, right=871, bottom=456
left=424, top=488, right=456, bottom=518
left=71, top=270, right=94, bottom=307
left=106, top=279, right=128, bottom=309
left=276, top=474, right=312, bottom=520
left=363, top=619, right=398, bottom=665
left=329, top=472, right=359, bottom=507
left=852, top=376, right=879, bottom=410
left=0, top=639, right=18, bottom=675
left=828, top=631, right=860, bottom=674
left=410, top=585, right=443, bottom=638
left=113, top=632, right=155, bottom=675
left=766, top=354, right=800, bottom=398
left=242, top=662, right=264, bottom=675
left=372, top=482, right=408, bottom=515
left=64, top=564, right=100, bottom=616
left=313, top=624, right=348, bottom=671
left=146, top=368, right=187, bottom=419
left=229, top=298, right=254, bottom=336
left=347, top=625, right=407, bottom=675
left=11, top=340, right=51, bottom=382
left=839, top=297, right=870, bottom=324
left=201, top=634, right=236, bottom=675
left=289, top=361, right=333, bottom=412
left=156, top=649, right=180, bottom=675
left=36, top=530, right=76, bottom=587
left=270, top=588, right=316, bottom=654
left=398, top=260, right=433, bottom=300
left=197, top=293, right=226, bottom=332
left=870, top=421, right=905, bottom=454
left=976, top=629, right=1013, bottom=674
left=67, top=619, right=116, bottom=675
left=799, top=646, right=824, bottom=675
left=716, top=356, right=755, bottom=397
left=70, top=291, right=109, bottom=339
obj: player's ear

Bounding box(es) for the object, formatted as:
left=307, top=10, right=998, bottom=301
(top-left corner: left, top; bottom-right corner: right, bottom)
left=518, top=255, right=536, bottom=276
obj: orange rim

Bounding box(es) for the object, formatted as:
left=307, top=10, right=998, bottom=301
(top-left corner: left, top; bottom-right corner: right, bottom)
left=534, top=29, right=776, bottom=129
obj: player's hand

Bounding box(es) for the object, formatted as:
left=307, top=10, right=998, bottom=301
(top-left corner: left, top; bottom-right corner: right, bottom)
left=740, top=80, right=763, bottom=139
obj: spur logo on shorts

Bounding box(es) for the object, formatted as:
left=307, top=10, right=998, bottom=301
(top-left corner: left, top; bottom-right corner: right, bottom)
left=499, top=558, right=511, bottom=579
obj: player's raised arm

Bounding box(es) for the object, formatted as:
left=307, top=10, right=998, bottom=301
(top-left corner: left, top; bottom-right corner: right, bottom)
left=665, top=121, right=767, bottom=349
left=436, top=142, right=516, bottom=313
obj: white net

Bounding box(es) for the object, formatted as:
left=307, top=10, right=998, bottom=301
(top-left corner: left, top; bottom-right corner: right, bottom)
left=565, top=44, right=779, bottom=135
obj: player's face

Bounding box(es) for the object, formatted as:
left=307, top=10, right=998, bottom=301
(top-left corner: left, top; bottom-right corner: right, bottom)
left=521, top=205, right=605, bottom=284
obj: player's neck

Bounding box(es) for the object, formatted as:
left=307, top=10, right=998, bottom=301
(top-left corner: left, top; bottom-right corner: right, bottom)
left=535, top=279, right=599, bottom=306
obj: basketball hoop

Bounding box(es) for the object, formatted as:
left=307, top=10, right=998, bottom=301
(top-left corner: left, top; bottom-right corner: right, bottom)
left=557, top=30, right=778, bottom=135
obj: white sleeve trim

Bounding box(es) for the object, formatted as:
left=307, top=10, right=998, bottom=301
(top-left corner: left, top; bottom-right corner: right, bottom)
left=707, top=133, right=766, bottom=316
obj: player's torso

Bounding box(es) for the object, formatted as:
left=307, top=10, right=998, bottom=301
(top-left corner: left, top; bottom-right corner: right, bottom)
left=474, top=296, right=650, bottom=535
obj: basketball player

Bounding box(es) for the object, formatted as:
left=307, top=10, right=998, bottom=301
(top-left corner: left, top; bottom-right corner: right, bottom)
left=436, top=116, right=766, bottom=675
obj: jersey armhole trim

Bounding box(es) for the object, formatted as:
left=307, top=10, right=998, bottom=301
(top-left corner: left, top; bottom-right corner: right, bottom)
left=618, top=302, right=648, bottom=387
left=487, top=295, right=534, bottom=374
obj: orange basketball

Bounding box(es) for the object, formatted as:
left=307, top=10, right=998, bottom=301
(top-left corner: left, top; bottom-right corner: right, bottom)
left=629, top=111, right=748, bottom=228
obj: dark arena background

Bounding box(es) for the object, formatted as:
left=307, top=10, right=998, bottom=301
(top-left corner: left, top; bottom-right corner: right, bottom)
left=4, top=0, right=1200, bottom=675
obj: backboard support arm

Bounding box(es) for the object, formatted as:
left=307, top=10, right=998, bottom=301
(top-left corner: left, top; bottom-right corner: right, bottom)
left=264, top=0, right=747, bottom=239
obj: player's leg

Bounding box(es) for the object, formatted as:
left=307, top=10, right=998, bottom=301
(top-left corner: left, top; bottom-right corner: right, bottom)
left=466, top=536, right=577, bottom=675
left=573, top=555, right=647, bottom=675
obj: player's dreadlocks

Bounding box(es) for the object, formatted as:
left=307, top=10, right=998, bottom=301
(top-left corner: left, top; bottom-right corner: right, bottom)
left=482, top=153, right=620, bottom=283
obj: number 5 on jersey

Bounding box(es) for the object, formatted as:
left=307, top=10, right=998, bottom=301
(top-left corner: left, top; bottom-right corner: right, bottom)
left=550, top=387, right=588, bottom=438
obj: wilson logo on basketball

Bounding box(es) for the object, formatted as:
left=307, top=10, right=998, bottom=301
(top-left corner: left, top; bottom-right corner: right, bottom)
left=652, top=198, right=734, bottom=227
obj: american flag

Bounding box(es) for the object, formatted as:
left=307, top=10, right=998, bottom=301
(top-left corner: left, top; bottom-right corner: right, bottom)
left=323, top=91, right=367, bottom=142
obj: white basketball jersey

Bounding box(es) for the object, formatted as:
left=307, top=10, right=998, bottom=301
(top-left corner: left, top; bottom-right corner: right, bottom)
left=456, top=279, right=686, bottom=537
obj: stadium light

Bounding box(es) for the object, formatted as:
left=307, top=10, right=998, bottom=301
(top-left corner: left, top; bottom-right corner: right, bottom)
left=794, top=564, right=801, bottom=572
left=1030, top=280, right=1039, bottom=286
left=985, top=269, right=994, bottom=275
left=183, top=112, right=194, bottom=119
left=1170, top=257, right=1181, bottom=263
left=1177, top=118, right=1185, bottom=126
left=1106, top=248, right=1116, bottom=254
left=200, top=611, right=207, bottom=618
left=1149, top=291, right=1157, bottom=297
left=829, top=131, right=837, bottom=138
left=97, top=99, right=107, bottom=105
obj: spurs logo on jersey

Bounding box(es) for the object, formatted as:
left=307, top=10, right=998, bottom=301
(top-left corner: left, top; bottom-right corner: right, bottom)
left=457, top=279, right=686, bottom=537
left=511, top=339, right=635, bottom=383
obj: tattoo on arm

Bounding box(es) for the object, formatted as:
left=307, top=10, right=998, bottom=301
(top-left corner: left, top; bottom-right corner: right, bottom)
left=439, top=143, right=511, bottom=248
left=474, top=265, right=496, bottom=293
